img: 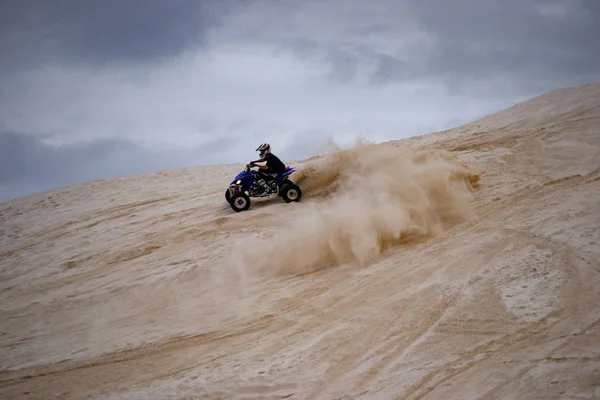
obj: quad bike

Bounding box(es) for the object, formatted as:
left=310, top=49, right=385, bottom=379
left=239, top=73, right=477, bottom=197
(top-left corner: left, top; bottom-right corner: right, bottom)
left=225, top=163, right=302, bottom=212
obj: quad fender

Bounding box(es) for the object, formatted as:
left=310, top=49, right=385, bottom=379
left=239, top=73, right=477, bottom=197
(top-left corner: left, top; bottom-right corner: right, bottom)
left=277, top=178, right=292, bottom=193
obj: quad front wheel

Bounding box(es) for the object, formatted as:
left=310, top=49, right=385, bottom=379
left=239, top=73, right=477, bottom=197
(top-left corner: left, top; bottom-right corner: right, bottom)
left=281, top=184, right=302, bottom=203
left=230, top=192, right=251, bottom=212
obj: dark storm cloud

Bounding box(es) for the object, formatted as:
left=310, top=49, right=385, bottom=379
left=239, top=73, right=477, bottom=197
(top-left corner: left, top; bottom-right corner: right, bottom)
left=368, top=0, right=600, bottom=89
left=0, top=0, right=224, bottom=73
left=325, top=48, right=361, bottom=83
left=0, top=131, right=248, bottom=202
left=0, top=132, right=163, bottom=186
left=225, top=0, right=600, bottom=93
left=370, top=54, right=410, bottom=85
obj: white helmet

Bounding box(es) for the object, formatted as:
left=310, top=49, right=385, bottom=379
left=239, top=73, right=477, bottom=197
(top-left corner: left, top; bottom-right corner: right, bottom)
left=256, top=143, right=271, bottom=157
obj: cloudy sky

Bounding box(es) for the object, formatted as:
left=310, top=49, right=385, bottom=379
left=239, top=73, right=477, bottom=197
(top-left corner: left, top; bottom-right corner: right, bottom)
left=1, top=0, right=599, bottom=202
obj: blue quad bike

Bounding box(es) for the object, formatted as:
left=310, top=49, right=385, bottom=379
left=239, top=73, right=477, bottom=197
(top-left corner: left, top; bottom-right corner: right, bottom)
left=225, top=163, right=302, bottom=212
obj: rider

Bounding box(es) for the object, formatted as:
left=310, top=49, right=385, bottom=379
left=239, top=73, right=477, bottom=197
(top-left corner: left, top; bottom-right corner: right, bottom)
left=250, top=143, right=286, bottom=180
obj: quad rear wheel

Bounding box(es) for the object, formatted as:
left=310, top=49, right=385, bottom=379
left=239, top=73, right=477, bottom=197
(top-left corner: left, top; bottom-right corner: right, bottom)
left=281, top=184, right=302, bottom=203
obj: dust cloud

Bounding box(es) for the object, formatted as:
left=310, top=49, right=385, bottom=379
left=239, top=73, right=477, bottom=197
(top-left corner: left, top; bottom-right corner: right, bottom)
left=236, top=142, right=481, bottom=277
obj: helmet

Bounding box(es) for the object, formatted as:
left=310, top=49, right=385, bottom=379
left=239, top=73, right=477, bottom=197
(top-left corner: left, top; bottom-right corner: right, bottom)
left=256, top=143, right=271, bottom=157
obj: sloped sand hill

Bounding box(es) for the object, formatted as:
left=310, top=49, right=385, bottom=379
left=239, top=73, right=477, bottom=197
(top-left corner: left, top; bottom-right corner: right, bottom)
left=1, top=83, right=599, bottom=399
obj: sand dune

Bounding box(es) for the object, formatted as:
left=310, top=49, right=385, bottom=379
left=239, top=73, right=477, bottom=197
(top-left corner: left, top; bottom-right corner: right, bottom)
left=1, top=82, right=599, bottom=399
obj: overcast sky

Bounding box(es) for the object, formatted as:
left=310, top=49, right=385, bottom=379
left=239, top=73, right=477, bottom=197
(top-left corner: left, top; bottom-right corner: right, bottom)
left=1, top=0, right=599, bottom=202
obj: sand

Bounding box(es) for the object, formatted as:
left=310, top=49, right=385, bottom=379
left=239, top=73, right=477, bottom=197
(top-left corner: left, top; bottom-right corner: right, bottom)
left=1, top=82, right=599, bottom=399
